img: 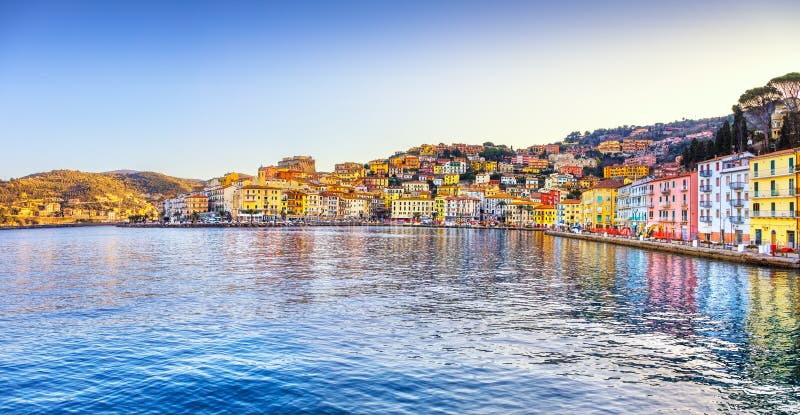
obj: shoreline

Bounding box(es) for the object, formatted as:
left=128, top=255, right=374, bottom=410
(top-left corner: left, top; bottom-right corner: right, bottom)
left=545, top=230, right=800, bottom=270
left=118, top=222, right=549, bottom=231
left=0, top=222, right=117, bottom=231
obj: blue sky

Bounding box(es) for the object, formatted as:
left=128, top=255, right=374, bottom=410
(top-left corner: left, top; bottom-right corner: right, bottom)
left=1, top=0, right=799, bottom=179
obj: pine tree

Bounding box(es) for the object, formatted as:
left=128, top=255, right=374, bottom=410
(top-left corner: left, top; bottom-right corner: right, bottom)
left=732, top=105, right=748, bottom=153
left=779, top=112, right=800, bottom=149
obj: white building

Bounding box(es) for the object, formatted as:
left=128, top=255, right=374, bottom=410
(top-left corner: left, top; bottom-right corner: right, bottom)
left=390, top=199, right=435, bottom=219
left=697, top=152, right=753, bottom=243
left=445, top=196, right=480, bottom=220
left=615, top=177, right=652, bottom=235
left=475, top=173, right=491, bottom=185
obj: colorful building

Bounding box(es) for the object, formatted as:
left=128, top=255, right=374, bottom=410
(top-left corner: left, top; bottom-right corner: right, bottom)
left=697, top=153, right=753, bottom=243
left=749, top=148, right=798, bottom=249
left=580, top=179, right=624, bottom=229
left=646, top=172, right=698, bottom=241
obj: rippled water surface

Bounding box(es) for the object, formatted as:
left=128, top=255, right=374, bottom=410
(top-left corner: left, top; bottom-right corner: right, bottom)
left=1, top=226, right=800, bottom=414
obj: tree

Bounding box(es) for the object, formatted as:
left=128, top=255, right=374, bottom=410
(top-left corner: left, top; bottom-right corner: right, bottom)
left=244, top=208, right=255, bottom=224
left=713, top=121, right=732, bottom=157
left=778, top=111, right=800, bottom=150
left=732, top=105, right=748, bottom=153
left=768, top=72, right=800, bottom=112
left=738, top=86, right=780, bottom=148
left=190, top=211, right=199, bottom=223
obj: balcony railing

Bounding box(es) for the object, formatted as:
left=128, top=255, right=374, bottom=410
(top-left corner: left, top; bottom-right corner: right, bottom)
left=729, top=199, right=746, bottom=207
left=699, top=200, right=712, bottom=208
left=754, top=166, right=795, bottom=178
left=729, top=182, right=746, bottom=190
left=680, top=186, right=689, bottom=192
left=751, top=210, right=798, bottom=218
left=754, top=189, right=796, bottom=198
left=729, top=216, right=746, bottom=224
left=662, top=201, right=671, bottom=207
left=699, top=215, right=713, bottom=223
left=660, top=187, right=671, bottom=194
left=699, top=185, right=712, bottom=192
left=699, top=169, right=712, bottom=177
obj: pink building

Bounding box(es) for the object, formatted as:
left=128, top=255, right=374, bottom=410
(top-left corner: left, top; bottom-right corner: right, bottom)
left=558, top=165, right=584, bottom=178
left=647, top=172, right=698, bottom=240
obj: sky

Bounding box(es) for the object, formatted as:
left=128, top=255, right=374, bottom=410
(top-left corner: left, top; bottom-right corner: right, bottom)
left=1, top=0, right=799, bottom=180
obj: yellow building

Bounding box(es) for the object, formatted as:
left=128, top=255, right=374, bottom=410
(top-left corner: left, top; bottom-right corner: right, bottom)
left=603, top=164, right=650, bottom=179
left=533, top=204, right=557, bottom=227
left=436, top=185, right=459, bottom=196
left=443, top=173, right=460, bottom=185
left=506, top=200, right=535, bottom=226
left=749, top=148, right=798, bottom=249
left=597, top=140, right=621, bottom=154
left=557, top=199, right=582, bottom=227
left=239, top=185, right=285, bottom=218
left=285, top=190, right=308, bottom=217
left=434, top=195, right=447, bottom=221
left=419, top=145, right=437, bottom=156
left=580, top=179, right=623, bottom=228
left=369, top=159, right=389, bottom=176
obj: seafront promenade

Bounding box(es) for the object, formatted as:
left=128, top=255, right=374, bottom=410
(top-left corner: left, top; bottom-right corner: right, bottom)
left=546, top=230, right=800, bottom=269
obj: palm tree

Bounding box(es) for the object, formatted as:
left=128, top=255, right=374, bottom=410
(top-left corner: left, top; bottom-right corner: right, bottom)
left=190, top=211, right=199, bottom=224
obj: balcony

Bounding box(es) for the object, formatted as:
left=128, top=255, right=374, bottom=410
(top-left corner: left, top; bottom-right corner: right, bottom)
left=699, top=200, right=712, bottom=208
left=680, top=186, right=689, bottom=192
left=662, top=201, right=671, bottom=207
left=660, top=187, right=671, bottom=194
left=751, top=210, right=798, bottom=218
left=699, top=215, right=713, bottom=223
left=756, top=189, right=797, bottom=198
left=729, top=216, right=746, bottom=224
left=729, top=199, right=746, bottom=207
left=754, top=166, right=795, bottom=178
left=699, top=169, right=712, bottom=177
left=699, top=185, right=712, bottom=193
left=729, top=181, right=746, bottom=190
left=647, top=203, right=655, bottom=208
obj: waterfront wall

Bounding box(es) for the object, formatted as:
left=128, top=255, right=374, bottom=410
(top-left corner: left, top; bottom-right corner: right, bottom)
left=546, top=230, right=800, bottom=270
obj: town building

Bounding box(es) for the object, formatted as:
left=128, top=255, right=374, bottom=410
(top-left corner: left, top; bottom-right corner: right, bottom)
left=697, top=153, right=753, bottom=243
left=749, top=149, right=797, bottom=249
left=647, top=172, right=698, bottom=240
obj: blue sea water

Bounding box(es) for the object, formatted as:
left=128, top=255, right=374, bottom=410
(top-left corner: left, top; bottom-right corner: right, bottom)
left=0, top=226, right=799, bottom=414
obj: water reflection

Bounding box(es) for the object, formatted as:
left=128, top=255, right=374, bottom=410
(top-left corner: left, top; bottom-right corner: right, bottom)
left=0, top=226, right=799, bottom=413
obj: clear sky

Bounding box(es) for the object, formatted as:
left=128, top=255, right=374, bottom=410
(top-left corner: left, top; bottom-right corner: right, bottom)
left=1, top=0, right=799, bottom=179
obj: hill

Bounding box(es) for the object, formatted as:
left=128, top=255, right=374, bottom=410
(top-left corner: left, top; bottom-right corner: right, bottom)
left=0, top=170, right=204, bottom=226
